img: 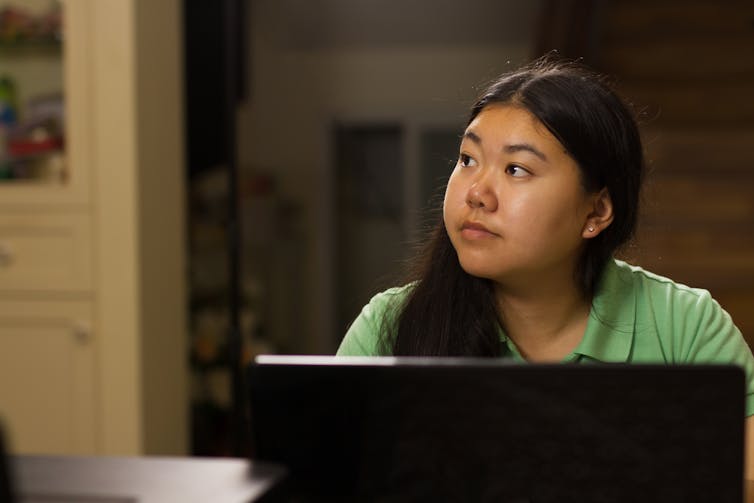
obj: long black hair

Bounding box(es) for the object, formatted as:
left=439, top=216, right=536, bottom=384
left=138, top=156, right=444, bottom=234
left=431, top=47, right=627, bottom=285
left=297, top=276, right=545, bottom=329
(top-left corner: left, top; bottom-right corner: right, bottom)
left=381, top=56, right=645, bottom=356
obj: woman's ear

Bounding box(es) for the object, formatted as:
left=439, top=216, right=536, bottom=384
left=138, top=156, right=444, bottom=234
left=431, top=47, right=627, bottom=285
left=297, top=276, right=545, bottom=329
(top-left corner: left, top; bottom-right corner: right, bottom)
left=582, top=188, right=614, bottom=239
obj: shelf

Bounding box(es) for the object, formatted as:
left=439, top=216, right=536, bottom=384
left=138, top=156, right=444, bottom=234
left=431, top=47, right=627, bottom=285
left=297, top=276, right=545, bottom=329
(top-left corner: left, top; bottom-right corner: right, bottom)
left=0, top=40, right=61, bottom=55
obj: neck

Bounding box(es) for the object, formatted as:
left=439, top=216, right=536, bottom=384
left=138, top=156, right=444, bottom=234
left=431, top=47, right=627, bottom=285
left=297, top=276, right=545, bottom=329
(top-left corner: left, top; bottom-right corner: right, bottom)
left=494, top=270, right=591, bottom=362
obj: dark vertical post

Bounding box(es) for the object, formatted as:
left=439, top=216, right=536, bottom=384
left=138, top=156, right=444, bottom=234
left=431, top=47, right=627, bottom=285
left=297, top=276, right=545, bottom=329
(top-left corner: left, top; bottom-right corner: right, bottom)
left=223, top=0, right=247, bottom=457
left=0, top=422, right=14, bottom=503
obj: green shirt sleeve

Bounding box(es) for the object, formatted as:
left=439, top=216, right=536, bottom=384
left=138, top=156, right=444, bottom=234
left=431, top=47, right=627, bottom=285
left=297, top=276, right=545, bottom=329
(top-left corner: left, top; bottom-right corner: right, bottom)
left=336, top=286, right=407, bottom=356
left=677, top=290, right=754, bottom=416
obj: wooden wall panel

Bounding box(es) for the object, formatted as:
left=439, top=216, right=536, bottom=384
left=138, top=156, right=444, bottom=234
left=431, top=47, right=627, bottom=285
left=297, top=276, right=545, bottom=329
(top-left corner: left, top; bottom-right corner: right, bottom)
left=597, top=0, right=754, bottom=345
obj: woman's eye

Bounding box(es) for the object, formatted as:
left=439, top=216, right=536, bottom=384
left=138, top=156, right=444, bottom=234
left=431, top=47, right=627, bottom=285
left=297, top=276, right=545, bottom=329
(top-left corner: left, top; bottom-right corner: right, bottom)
left=459, top=153, right=477, bottom=167
left=506, top=164, right=529, bottom=177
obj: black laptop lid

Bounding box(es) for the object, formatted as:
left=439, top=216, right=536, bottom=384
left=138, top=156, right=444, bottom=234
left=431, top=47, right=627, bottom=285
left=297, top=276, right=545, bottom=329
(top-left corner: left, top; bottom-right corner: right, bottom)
left=248, top=357, right=745, bottom=502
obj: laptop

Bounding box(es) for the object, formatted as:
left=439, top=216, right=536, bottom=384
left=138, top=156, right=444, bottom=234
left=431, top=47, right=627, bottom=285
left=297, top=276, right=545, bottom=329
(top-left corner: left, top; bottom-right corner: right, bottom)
left=248, top=356, right=745, bottom=502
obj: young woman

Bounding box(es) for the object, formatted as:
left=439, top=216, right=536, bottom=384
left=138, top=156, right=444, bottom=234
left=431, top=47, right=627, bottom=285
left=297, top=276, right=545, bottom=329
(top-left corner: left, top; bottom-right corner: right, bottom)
left=336, top=57, right=754, bottom=473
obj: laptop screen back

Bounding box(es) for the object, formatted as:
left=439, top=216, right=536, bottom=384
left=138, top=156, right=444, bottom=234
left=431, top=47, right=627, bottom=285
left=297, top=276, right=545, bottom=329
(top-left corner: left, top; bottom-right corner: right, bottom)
left=248, top=356, right=745, bottom=502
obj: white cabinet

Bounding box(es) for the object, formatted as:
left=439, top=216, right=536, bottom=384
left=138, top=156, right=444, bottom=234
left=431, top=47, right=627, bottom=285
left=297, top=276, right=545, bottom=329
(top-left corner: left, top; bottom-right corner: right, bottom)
left=0, top=300, right=95, bottom=454
left=0, top=0, right=186, bottom=456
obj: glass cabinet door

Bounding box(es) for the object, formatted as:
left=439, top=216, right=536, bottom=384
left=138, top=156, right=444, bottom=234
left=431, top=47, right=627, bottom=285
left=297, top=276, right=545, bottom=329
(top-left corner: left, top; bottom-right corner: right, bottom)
left=0, top=0, right=64, bottom=185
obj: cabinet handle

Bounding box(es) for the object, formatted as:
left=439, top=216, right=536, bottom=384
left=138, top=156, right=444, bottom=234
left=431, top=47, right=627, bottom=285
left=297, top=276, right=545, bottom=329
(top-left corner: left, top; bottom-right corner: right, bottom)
left=0, top=243, right=13, bottom=267
left=72, top=323, right=91, bottom=345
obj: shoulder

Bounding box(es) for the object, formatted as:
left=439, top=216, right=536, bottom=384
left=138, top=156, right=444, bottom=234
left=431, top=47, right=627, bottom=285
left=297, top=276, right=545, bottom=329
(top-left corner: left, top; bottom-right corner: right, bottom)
left=335, top=284, right=414, bottom=356
left=605, top=259, right=747, bottom=361
left=611, top=259, right=705, bottom=294
left=594, top=259, right=713, bottom=329
left=607, top=259, right=716, bottom=316
left=351, top=284, right=413, bottom=329
left=363, top=284, right=413, bottom=315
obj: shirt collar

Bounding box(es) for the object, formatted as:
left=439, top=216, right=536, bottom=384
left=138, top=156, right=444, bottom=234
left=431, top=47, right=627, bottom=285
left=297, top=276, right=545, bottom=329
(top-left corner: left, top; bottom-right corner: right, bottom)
left=571, top=259, right=636, bottom=362
left=495, top=259, right=636, bottom=363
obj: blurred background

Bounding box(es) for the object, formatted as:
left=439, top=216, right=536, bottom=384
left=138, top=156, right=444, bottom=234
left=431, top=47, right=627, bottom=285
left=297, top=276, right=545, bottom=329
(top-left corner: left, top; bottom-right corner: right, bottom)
left=1, top=0, right=752, bottom=457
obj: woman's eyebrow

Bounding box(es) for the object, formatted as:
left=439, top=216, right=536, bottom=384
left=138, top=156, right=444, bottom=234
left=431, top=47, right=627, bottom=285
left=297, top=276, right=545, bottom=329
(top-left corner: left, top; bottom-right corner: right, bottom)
left=462, top=130, right=482, bottom=144
left=504, top=143, right=548, bottom=161
left=462, top=131, right=548, bottom=162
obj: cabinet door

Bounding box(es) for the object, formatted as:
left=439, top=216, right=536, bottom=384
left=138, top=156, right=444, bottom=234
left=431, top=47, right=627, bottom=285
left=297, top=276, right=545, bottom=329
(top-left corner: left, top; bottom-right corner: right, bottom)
left=0, top=0, right=91, bottom=206
left=0, top=300, right=96, bottom=455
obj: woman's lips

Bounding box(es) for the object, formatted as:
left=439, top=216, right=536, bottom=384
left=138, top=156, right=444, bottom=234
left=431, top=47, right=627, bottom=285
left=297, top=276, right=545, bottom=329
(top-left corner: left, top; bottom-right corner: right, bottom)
left=460, top=221, right=498, bottom=239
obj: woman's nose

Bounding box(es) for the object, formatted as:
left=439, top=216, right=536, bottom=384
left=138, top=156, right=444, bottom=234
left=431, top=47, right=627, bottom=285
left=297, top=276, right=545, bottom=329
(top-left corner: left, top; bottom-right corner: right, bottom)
left=466, top=171, right=498, bottom=211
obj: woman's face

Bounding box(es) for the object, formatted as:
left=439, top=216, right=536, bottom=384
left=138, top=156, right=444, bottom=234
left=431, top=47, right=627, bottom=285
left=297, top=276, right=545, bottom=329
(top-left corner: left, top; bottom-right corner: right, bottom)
left=443, top=104, right=597, bottom=289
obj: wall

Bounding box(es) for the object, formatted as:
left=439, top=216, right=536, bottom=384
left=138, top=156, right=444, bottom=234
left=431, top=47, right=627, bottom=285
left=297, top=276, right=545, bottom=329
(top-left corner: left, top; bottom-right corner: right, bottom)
left=237, top=0, right=541, bottom=353
left=91, top=0, right=187, bottom=454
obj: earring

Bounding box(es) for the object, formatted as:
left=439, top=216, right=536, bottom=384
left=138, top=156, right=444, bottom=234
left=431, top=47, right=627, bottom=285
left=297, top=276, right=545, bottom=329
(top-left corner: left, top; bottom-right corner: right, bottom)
left=587, top=226, right=595, bottom=232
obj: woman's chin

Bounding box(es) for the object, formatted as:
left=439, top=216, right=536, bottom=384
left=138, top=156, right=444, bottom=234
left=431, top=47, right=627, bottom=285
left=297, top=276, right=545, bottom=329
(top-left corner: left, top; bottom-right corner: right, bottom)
left=457, top=260, right=504, bottom=282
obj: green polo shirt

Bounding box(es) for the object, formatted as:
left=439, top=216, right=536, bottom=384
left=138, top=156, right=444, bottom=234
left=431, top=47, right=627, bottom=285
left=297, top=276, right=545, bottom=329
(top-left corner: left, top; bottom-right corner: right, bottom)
left=337, top=259, right=754, bottom=415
